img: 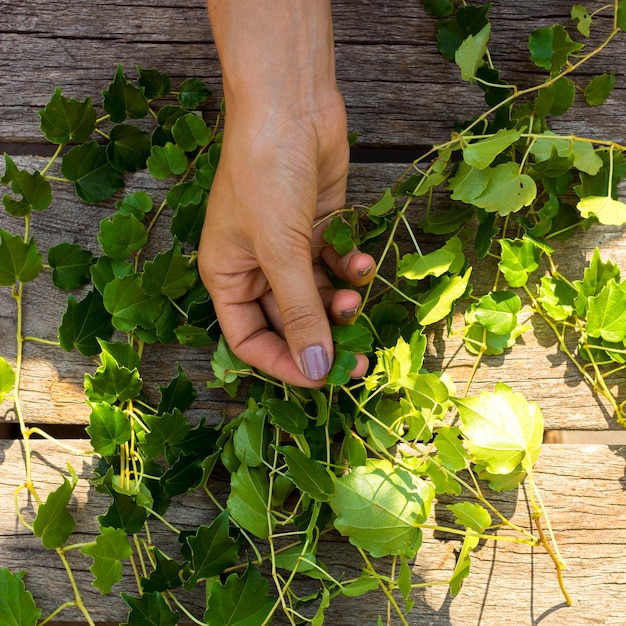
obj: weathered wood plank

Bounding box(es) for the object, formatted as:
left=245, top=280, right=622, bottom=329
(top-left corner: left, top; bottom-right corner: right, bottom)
left=1, top=1, right=624, bottom=148
left=1, top=440, right=625, bottom=625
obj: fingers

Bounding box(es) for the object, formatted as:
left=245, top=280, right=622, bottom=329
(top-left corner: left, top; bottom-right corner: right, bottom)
left=322, top=246, right=376, bottom=287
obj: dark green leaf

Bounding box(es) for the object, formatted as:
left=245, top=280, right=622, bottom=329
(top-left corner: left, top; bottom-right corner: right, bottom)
left=99, top=489, right=149, bottom=534
left=38, top=88, right=97, bottom=144
left=227, top=464, right=275, bottom=539
left=276, top=445, right=336, bottom=502
left=58, top=290, right=114, bottom=356
left=142, top=408, right=190, bottom=459
left=48, top=242, right=94, bottom=290
left=171, top=113, right=212, bottom=152
left=177, top=78, right=212, bottom=109
left=423, top=0, right=453, bottom=17
left=61, top=141, right=125, bottom=203
left=137, top=66, right=172, bottom=100
left=157, top=365, right=196, bottom=415
left=121, top=592, right=179, bottom=626
left=0, top=569, right=41, bottom=626
left=174, top=324, right=211, bottom=347
left=436, top=4, right=492, bottom=61
left=161, top=453, right=205, bottom=496
left=107, top=124, right=152, bottom=173
left=84, top=350, right=143, bottom=404
left=170, top=199, right=206, bottom=245
left=583, top=73, right=615, bottom=106
left=116, top=191, right=153, bottom=219
left=86, top=401, right=132, bottom=457
left=233, top=399, right=268, bottom=467
left=90, top=256, right=134, bottom=294
left=1, top=154, right=52, bottom=216
left=98, top=213, right=147, bottom=260
left=326, top=348, right=358, bottom=385
left=323, top=215, right=354, bottom=256
left=141, top=242, right=197, bottom=298
left=0, top=229, right=42, bottom=286
left=103, top=65, right=150, bottom=123
left=332, top=322, right=374, bottom=353
left=147, top=143, right=188, bottom=179
left=264, top=398, right=309, bottom=435
left=528, top=24, right=584, bottom=76
left=81, top=526, right=132, bottom=594
left=141, top=548, right=185, bottom=593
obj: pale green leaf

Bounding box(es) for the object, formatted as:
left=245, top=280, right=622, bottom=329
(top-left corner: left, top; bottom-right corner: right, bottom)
left=463, top=128, right=522, bottom=170
left=455, top=23, right=491, bottom=81
left=577, top=195, right=626, bottom=225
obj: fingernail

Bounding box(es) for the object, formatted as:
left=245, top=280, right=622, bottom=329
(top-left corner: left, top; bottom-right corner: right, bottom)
left=300, top=345, right=331, bottom=380
left=341, top=306, right=359, bottom=320
left=358, top=264, right=373, bottom=278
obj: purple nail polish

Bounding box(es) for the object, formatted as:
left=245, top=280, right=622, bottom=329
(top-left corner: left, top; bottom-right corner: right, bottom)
left=300, top=345, right=331, bottom=380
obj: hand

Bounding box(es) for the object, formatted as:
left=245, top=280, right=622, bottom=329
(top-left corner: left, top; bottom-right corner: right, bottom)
left=197, top=96, right=375, bottom=387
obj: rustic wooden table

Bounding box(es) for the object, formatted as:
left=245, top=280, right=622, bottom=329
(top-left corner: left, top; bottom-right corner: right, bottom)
left=1, top=1, right=626, bottom=625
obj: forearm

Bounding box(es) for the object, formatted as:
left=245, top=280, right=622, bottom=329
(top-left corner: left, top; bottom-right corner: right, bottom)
left=206, top=0, right=340, bottom=122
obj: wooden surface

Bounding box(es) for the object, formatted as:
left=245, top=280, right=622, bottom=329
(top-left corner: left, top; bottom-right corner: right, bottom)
left=2, top=1, right=626, bottom=625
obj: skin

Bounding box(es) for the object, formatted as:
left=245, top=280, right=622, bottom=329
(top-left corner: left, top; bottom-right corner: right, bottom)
left=198, top=0, right=375, bottom=387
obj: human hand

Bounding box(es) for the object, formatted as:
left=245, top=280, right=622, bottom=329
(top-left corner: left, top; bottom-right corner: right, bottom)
left=197, top=96, right=375, bottom=387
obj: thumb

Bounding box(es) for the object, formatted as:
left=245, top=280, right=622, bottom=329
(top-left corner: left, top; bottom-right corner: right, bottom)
left=266, top=253, right=334, bottom=382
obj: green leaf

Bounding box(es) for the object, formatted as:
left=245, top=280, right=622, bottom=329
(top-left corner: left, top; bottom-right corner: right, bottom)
left=587, top=279, right=626, bottom=343
left=61, top=141, right=125, bottom=203
left=454, top=382, right=544, bottom=475
left=171, top=113, right=212, bottom=152
left=534, top=77, right=576, bottom=116
left=121, top=591, right=179, bottom=626
left=468, top=290, right=522, bottom=334
left=584, top=73, right=615, bottom=106
left=209, top=335, right=250, bottom=386
left=116, top=191, right=153, bottom=219
left=574, top=247, right=621, bottom=316
left=170, top=199, right=206, bottom=245
left=140, top=548, right=184, bottom=593
left=528, top=24, right=584, bottom=76
left=0, top=569, right=41, bottom=626
left=537, top=275, right=577, bottom=322
left=416, top=268, right=471, bottom=326
left=498, top=237, right=540, bottom=288
left=447, top=502, right=492, bottom=533
left=160, top=452, right=205, bottom=496
left=619, top=0, right=626, bottom=31
left=174, top=324, right=211, bottom=347
left=0, top=229, right=42, bottom=286
left=48, top=242, right=94, bottom=290
left=436, top=4, right=492, bottom=61
left=58, top=290, right=114, bottom=356
left=107, top=124, right=152, bottom=173
left=84, top=350, right=143, bottom=404
left=98, top=213, right=147, bottom=260
left=205, top=566, right=274, bottom=626
left=264, top=398, right=309, bottom=435
left=332, top=323, right=374, bottom=353
left=147, top=142, right=188, bottom=179
left=141, top=242, right=197, bottom=298
left=233, top=399, right=268, bottom=467
left=448, top=161, right=491, bottom=203
left=1, top=154, right=52, bottom=216
left=90, top=256, right=133, bottom=294
left=158, top=366, right=196, bottom=416
left=32, top=468, right=78, bottom=548
left=227, top=464, right=275, bottom=539
left=102, top=274, right=167, bottom=332
left=434, top=427, right=468, bottom=471
left=330, top=459, right=435, bottom=558
left=462, top=128, right=522, bottom=170
left=275, top=445, right=335, bottom=501
left=571, top=4, right=592, bottom=37
left=471, top=162, right=537, bottom=215
left=449, top=531, right=480, bottom=595
left=187, top=510, right=239, bottom=580
left=103, top=65, right=150, bottom=123
left=81, top=526, right=132, bottom=594
left=86, top=401, right=132, bottom=457
left=367, top=187, right=395, bottom=217
left=577, top=195, right=626, bottom=225
left=177, top=77, right=212, bottom=109
left=455, top=22, right=491, bottom=82
left=38, top=88, right=97, bottom=144
left=0, top=356, right=15, bottom=404
left=326, top=348, right=358, bottom=385
left=323, top=215, right=354, bottom=256
left=137, top=66, right=172, bottom=100
left=423, top=0, right=454, bottom=17
left=99, top=490, right=149, bottom=534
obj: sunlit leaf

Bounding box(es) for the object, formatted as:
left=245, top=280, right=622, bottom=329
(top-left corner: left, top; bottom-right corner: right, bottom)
left=81, top=526, right=132, bottom=594
left=0, top=356, right=15, bottom=404
left=416, top=268, right=471, bottom=326
left=462, top=128, right=522, bottom=170
left=587, top=279, right=626, bottom=343
left=498, top=237, right=540, bottom=288
left=577, top=195, right=626, bottom=225
left=447, top=502, right=492, bottom=533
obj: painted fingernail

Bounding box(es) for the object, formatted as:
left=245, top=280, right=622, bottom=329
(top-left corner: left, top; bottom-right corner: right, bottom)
left=358, top=264, right=373, bottom=278
left=300, top=345, right=331, bottom=380
left=341, top=306, right=359, bottom=320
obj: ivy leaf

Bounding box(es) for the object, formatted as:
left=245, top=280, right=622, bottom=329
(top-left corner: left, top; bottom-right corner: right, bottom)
left=1, top=154, right=52, bottom=216
left=86, top=401, right=132, bottom=457
left=99, top=490, right=149, bottom=534
left=137, top=66, right=172, bottom=100
left=58, top=289, right=114, bottom=356
left=141, top=242, right=197, bottom=299
left=577, top=195, right=626, bottom=225
left=0, top=569, right=41, bottom=626
left=528, top=24, right=584, bottom=76
left=140, top=548, right=185, bottom=593
left=157, top=366, right=196, bottom=415
left=98, top=213, right=148, bottom=260
left=81, top=526, right=132, bottom=594
left=275, top=445, right=336, bottom=502
left=177, top=77, right=212, bottom=109
left=160, top=452, right=205, bottom=496
left=584, top=73, right=615, bottom=106
left=537, top=276, right=577, bottom=322
left=170, top=199, right=206, bottom=245
left=171, top=113, right=212, bottom=152
left=32, top=468, right=78, bottom=548
left=423, top=0, right=454, bottom=17
left=205, top=565, right=274, bottom=626
left=264, top=398, right=309, bottom=435
left=462, top=128, right=522, bottom=169
left=434, top=427, right=468, bottom=471
left=455, top=22, right=491, bottom=82
left=367, top=187, right=395, bottom=217
left=107, top=124, right=152, bottom=173
left=471, top=162, right=537, bottom=215
left=619, top=0, right=626, bottom=31
left=323, top=215, right=354, bottom=256
left=147, top=143, right=188, bottom=179
left=447, top=502, right=492, bottom=533
left=121, top=592, right=179, bottom=626
left=436, top=4, right=492, bottom=61
left=173, top=324, right=210, bottom=347
left=332, top=323, right=374, bottom=353
left=187, top=509, right=239, bottom=580
left=449, top=532, right=480, bottom=596
left=0, top=229, right=42, bottom=286
left=0, top=356, right=15, bottom=404
left=48, top=242, right=94, bottom=290
left=587, top=279, right=626, bottom=343
left=102, top=274, right=167, bottom=332
left=571, top=4, right=593, bottom=37
left=233, top=399, right=268, bottom=467
left=227, top=464, right=275, bottom=539
left=573, top=247, right=621, bottom=316
left=330, top=459, right=435, bottom=558
left=208, top=335, right=250, bottom=388
left=448, top=161, right=491, bottom=203
left=61, top=141, right=125, bottom=203
left=38, top=88, right=97, bottom=144
left=103, top=65, right=150, bottom=123
left=116, top=191, right=153, bottom=219
left=326, top=348, right=358, bottom=386
left=84, top=350, right=143, bottom=404
left=416, top=268, right=471, bottom=326
left=90, top=256, right=133, bottom=294
left=534, top=77, right=576, bottom=117
left=454, top=382, right=544, bottom=475
left=498, top=237, right=540, bottom=288
left=468, top=290, right=521, bottom=334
